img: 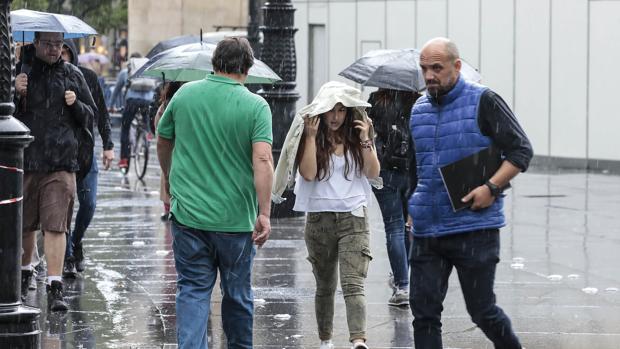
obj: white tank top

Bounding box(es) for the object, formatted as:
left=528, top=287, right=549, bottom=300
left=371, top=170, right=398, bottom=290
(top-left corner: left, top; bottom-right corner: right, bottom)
left=293, top=152, right=371, bottom=212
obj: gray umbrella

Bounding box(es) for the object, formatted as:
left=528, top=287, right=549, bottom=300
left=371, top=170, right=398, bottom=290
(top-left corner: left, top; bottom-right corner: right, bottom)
left=339, top=48, right=481, bottom=92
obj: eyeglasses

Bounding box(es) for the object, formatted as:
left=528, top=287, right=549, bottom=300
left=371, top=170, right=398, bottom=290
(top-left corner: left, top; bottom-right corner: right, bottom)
left=39, top=40, right=63, bottom=49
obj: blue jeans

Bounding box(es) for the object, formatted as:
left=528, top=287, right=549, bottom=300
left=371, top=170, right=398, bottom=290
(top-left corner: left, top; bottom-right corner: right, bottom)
left=409, top=229, right=522, bottom=349
left=373, top=169, right=410, bottom=289
left=66, top=156, right=98, bottom=257
left=171, top=219, right=256, bottom=349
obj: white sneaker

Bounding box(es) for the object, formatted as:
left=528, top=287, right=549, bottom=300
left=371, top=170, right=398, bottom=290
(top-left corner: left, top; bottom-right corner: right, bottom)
left=320, top=340, right=334, bottom=349
left=387, top=272, right=396, bottom=291
left=352, top=341, right=369, bottom=349
left=388, top=288, right=409, bottom=306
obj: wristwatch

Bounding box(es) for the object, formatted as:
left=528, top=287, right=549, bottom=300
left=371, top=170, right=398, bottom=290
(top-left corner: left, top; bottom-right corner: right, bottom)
left=485, top=180, right=502, bottom=197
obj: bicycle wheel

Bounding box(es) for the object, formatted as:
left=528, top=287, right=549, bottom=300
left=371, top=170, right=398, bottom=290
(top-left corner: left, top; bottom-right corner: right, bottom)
left=121, top=121, right=137, bottom=175
left=134, top=129, right=149, bottom=180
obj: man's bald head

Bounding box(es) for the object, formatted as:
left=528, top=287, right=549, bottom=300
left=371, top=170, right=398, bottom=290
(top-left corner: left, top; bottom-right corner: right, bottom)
left=419, top=37, right=462, bottom=98
left=421, top=37, right=460, bottom=62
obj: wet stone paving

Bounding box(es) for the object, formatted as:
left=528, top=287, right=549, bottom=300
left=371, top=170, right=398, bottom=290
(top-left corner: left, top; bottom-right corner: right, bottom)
left=23, top=131, right=620, bottom=348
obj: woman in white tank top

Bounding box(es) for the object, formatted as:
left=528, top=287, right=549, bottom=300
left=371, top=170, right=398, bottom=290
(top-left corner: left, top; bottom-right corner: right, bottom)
left=293, top=82, right=380, bottom=349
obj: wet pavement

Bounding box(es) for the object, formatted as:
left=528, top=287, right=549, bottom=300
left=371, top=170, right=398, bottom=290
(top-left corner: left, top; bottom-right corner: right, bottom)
left=22, top=130, right=620, bottom=348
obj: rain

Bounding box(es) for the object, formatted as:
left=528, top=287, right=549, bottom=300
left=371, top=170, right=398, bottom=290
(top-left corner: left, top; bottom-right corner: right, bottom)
left=1, top=1, right=619, bottom=349
left=13, top=139, right=620, bottom=347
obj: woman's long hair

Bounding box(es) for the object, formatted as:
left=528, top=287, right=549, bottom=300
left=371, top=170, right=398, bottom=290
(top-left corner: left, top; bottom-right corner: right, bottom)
left=295, top=107, right=364, bottom=181
left=159, top=81, right=184, bottom=106
left=372, top=89, right=420, bottom=114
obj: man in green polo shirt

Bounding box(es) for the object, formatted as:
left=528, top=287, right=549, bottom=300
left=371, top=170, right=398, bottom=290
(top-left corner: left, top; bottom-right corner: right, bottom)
left=157, top=37, right=273, bottom=349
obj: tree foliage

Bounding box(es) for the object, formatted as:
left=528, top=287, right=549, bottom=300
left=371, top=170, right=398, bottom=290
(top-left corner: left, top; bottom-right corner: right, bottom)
left=11, top=0, right=127, bottom=34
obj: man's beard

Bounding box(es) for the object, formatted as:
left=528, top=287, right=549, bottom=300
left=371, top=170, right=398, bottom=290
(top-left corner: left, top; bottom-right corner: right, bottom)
left=427, top=76, right=455, bottom=99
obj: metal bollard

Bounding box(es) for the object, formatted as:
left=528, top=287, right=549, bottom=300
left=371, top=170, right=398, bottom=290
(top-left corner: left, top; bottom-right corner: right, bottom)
left=259, top=0, right=303, bottom=218
left=0, top=0, right=40, bottom=347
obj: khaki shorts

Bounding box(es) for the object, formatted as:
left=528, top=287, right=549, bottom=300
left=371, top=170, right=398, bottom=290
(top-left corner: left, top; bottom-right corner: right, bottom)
left=23, top=171, right=76, bottom=234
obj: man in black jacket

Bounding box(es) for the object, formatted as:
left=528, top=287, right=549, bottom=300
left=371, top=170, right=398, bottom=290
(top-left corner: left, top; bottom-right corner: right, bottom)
left=14, top=31, right=96, bottom=311
left=60, top=40, right=115, bottom=277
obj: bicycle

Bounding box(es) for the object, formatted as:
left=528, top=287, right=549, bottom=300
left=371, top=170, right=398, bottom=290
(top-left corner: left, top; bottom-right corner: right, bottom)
left=121, top=105, right=151, bottom=180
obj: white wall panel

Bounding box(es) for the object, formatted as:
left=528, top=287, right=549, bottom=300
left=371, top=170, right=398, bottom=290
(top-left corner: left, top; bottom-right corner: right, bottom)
left=308, top=1, right=328, bottom=24
left=447, top=0, right=480, bottom=69
left=295, top=3, right=310, bottom=107
left=416, top=0, right=447, bottom=47
left=480, top=0, right=514, bottom=107
left=328, top=2, right=357, bottom=84
left=357, top=1, right=386, bottom=55
left=514, top=0, right=550, bottom=156
left=549, top=0, right=588, bottom=159
left=386, top=1, right=416, bottom=49
left=589, top=2, right=620, bottom=161
left=356, top=1, right=386, bottom=98
left=287, top=0, right=618, bottom=162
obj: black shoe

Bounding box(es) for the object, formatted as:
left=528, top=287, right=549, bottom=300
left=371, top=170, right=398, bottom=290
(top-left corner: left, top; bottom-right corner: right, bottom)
left=21, top=269, right=33, bottom=302
left=63, top=258, right=77, bottom=278
left=47, top=281, right=69, bottom=311
left=73, top=244, right=86, bottom=272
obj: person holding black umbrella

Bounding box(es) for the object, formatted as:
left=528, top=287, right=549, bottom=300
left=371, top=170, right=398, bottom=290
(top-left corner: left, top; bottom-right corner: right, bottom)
left=367, top=88, right=420, bottom=306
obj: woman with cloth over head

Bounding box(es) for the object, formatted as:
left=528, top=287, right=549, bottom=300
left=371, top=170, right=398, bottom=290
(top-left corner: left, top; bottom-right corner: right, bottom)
left=277, top=81, right=380, bottom=349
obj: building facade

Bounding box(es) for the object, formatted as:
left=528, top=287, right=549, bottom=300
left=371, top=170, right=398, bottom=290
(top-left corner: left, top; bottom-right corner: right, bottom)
left=293, top=0, right=620, bottom=168
left=128, top=0, right=249, bottom=56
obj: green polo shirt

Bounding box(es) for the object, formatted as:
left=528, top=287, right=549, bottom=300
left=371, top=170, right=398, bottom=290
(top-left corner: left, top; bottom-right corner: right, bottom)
left=157, top=74, right=272, bottom=232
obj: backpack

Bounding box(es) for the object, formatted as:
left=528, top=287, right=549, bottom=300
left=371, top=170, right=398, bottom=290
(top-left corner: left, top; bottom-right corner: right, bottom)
left=127, top=57, right=156, bottom=92
left=369, top=92, right=417, bottom=172
left=63, top=66, right=95, bottom=181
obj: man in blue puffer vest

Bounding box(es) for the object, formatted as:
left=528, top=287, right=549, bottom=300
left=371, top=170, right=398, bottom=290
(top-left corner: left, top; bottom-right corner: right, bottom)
left=408, top=38, right=533, bottom=349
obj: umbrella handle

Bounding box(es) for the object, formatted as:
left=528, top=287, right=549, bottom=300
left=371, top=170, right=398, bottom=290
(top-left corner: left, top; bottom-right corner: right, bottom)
left=20, top=62, right=31, bottom=75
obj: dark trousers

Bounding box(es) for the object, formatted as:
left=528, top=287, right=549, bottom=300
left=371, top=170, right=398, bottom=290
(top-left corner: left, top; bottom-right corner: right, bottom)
left=409, top=229, right=521, bottom=349
left=120, top=98, right=151, bottom=160
left=66, top=155, right=98, bottom=258
left=373, top=169, right=410, bottom=289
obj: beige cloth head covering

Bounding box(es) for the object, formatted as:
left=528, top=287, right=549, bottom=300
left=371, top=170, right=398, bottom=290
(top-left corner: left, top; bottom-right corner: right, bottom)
left=271, top=81, right=379, bottom=203
left=297, top=81, right=371, bottom=118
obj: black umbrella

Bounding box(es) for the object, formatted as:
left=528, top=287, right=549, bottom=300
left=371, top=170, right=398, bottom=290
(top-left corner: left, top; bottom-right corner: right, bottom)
left=146, top=34, right=201, bottom=58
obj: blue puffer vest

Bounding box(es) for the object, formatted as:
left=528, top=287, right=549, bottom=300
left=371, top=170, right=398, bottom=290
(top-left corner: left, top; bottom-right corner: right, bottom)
left=408, top=77, right=505, bottom=237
